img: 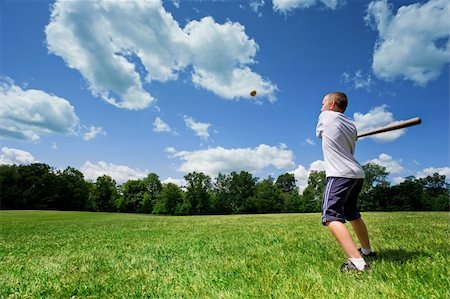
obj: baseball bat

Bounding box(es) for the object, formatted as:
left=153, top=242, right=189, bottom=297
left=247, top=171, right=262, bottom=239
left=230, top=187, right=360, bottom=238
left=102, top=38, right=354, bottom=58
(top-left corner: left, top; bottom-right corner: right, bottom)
left=357, top=117, right=421, bottom=139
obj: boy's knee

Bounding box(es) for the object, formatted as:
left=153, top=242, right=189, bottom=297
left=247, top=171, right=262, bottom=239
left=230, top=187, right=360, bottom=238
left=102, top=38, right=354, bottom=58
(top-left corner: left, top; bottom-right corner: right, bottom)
left=324, top=220, right=343, bottom=226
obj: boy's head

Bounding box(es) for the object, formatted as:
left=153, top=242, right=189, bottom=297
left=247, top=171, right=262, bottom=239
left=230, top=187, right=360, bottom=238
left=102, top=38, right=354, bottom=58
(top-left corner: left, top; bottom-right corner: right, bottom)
left=321, top=92, right=348, bottom=113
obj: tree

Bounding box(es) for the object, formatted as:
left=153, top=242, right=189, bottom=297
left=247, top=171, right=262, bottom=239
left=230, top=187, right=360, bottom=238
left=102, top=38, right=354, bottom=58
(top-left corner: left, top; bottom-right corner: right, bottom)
left=184, top=172, right=212, bottom=214
left=360, top=163, right=389, bottom=211
left=245, top=177, right=283, bottom=213
left=228, top=171, right=257, bottom=213
left=141, top=173, right=162, bottom=213
left=387, top=176, right=422, bottom=211
left=18, top=163, right=59, bottom=209
left=370, top=184, right=390, bottom=211
left=3, top=159, right=447, bottom=214
left=57, top=167, right=90, bottom=210
left=276, top=173, right=297, bottom=193
left=276, top=173, right=301, bottom=212
left=118, top=180, right=147, bottom=213
left=419, top=173, right=449, bottom=211
left=280, top=191, right=302, bottom=213
left=0, top=165, right=22, bottom=209
left=91, top=175, right=118, bottom=212
left=153, top=183, right=183, bottom=215
left=362, top=163, right=389, bottom=189
left=211, top=173, right=233, bottom=214
left=300, top=170, right=326, bottom=212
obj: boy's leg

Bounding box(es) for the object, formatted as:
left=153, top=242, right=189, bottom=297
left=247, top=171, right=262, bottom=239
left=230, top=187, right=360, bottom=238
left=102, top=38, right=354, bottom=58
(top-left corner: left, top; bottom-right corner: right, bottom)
left=323, top=178, right=368, bottom=271
left=326, top=220, right=362, bottom=259
left=349, top=218, right=371, bottom=249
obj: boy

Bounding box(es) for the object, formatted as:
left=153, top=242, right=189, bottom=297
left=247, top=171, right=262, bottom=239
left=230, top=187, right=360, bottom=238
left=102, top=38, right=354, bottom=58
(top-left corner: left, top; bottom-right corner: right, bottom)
left=316, top=92, right=376, bottom=272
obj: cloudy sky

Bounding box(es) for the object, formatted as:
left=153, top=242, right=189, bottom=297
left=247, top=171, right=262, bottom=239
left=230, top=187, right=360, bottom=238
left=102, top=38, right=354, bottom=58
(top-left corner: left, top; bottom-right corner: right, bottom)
left=1, top=0, right=449, bottom=191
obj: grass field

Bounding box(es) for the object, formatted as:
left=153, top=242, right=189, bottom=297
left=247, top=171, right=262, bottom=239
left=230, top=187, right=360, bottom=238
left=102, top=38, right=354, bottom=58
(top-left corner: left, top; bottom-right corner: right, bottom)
left=0, top=211, right=448, bottom=298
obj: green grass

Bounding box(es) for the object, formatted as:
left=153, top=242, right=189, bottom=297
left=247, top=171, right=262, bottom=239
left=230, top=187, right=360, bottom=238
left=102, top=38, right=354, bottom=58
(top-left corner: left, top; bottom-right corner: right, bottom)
left=0, top=211, right=448, bottom=298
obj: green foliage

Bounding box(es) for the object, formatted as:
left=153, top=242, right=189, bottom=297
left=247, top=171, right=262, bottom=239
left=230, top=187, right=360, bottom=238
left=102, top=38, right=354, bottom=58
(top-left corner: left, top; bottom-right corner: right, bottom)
left=184, top=172, right=212, bottom=214
left=58, top=167, right=91, bottom=211
left=142, top=173, right=162, bottom=212
left=19, top=163, right=58, bottom=209
left=299, top=170, right=326, bottom=212
left=388, top=177, right=421, bottom=211
left=153, top=183, right=183, bottom=215
left=276, top=173, right=297, bottom=193
left=419, top=173, right=450, bottom=211
left=118, top=180, right=146, bottom=212
left=244, top=177, right=283, bottom=213
left=228, top=171, right=257, bottom=213
left=210, top=173, right=233, bottom=214
left=116, top=174, right=163, bottom=213
left=280, top=191, right=302, bottom=212
left=174, top=198, right=191, bottom=216
left=0, top=165, right=21, bottom=209
left=0, top=163, right=448, bottom=214
left=276, top=173, right=302, bottom=212
left=359, top=163, right=389, bottom=211
left=1, top=211, right=448, bottom=298
left=210, top=171, right=258, bottom=214
left=91, top=175, right=118, bottom=212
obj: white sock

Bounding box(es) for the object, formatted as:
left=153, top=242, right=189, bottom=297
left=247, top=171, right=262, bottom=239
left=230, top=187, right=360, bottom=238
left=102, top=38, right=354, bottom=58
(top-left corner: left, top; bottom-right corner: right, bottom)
left=361, top=247, right=372, bottom=255
left=349, top=258, right=367, bottom=270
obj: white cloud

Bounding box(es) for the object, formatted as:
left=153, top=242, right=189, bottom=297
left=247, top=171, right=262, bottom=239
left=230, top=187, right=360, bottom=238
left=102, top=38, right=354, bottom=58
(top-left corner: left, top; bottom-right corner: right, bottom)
left=249, top=0, right=265, bottom=17
left=341, top=70, right=373, bottom=91
left=169, top=0, right=180, bottom=9
left=153, top=117, right=176, bottom=134
left=273, top=0, right=341, bottom=12
left=392, top=166, right=450, bottom=184
left=289, top=160, right=325, bottom=193
left=365, top=153, right=403, bottom=174
left=185, top=17, right=278, bottom=102
left=353, top=105, right=406, bottom=142
left=391, top=176, right=405, bottom=185
left=310, top=160, right=326, bottom=171
left=82, top=125, right=106, bottom=141
left=416, top=167, right=450, bottom=180
left=162, top=177, right=186, bottom=187
left=184, top=116, right=212, bottom=141
left=306, top=138, right=315, bottom=145
left=80, top=160, right=148, bottom=184
left=168, top=144, right=295, bottom=177
left=0, top=79, right=79, bottom=141
left=366, top=0, right=450, bottom=86
left=0, top=147, right=37, bottom=165
left=45, top=0, right=277, bottom=110
left=165, top=147, right=177, bottom=154
left=290, top=165, right=308, bottom=192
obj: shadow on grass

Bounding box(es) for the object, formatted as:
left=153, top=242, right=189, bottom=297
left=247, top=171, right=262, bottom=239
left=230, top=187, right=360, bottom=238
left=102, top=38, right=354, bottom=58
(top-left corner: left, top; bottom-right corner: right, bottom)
left=377, top=249, right=432, bottom=263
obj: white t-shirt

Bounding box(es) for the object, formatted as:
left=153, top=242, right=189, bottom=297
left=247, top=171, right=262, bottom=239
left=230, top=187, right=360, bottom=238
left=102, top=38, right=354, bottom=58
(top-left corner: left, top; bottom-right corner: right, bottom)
left=316, top=111, right=365, bottom=179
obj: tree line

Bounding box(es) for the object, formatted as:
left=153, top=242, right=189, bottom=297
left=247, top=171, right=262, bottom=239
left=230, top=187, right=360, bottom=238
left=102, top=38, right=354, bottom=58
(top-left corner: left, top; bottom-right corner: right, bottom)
left=0, top=163, right=448, bottom=214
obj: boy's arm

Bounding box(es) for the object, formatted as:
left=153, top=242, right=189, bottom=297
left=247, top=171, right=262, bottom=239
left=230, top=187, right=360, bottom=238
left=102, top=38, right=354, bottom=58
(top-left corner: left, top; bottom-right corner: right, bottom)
left=316, top=113, right=325, bottom=139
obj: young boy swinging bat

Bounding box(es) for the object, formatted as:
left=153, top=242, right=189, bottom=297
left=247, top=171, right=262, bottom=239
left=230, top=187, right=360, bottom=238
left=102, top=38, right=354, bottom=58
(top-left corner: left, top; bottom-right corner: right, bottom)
left=316, top=92, right=376, bottom=272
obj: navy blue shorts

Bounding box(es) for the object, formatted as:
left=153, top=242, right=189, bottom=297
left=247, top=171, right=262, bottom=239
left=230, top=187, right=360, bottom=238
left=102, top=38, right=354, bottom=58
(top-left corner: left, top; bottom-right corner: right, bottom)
left=321, top=177, right=364, bottom=225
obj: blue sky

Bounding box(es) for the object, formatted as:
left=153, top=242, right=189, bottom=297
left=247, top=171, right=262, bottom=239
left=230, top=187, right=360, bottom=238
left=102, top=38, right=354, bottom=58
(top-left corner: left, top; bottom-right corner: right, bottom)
left=1, top=0, right=449, bottom=191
